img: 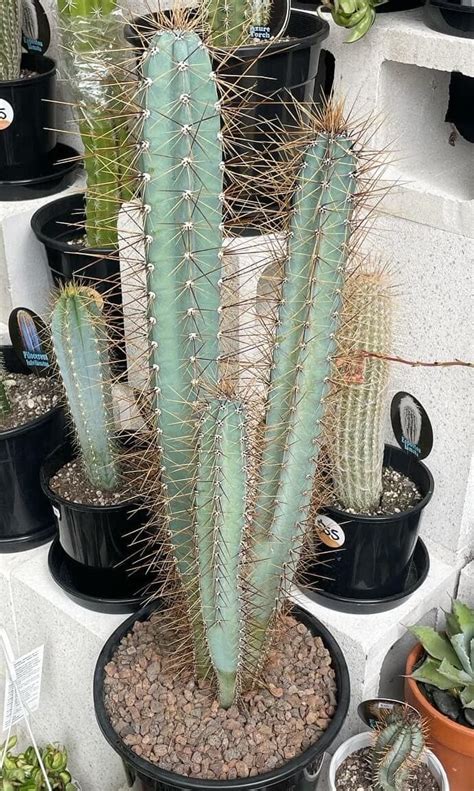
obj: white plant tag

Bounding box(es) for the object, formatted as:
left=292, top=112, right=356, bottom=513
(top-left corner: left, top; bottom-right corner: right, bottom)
left=2, top=645, right=44, bottom=731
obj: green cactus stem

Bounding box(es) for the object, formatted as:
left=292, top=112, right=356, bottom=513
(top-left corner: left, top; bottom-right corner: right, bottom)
left=0, top=352, right=12, bottom=418
left=196, top=398, right=247, bottom=707
left=0, top=0, right=22, bottom=81
left=207, top=0, right=273, bottom=46
left=247, top=134, right=357, bottom=674
left=51, top=284, right=120, bottom=492
left=372, top=707, right=425, bottom=791
left=330, top=271, right=392, bottom=513
left=140, top=29, right=223, bottom=673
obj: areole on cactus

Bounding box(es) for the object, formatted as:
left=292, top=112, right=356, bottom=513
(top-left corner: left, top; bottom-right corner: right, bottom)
left=50, top=283, right=120, bottom=493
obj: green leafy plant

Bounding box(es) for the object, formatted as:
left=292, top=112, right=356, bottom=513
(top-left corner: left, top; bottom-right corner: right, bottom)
left=137, top=22, right=370, bottom=707
left=0, top=352, right=12, bottom=419
left=410, top=599, right=474, bottom=714
left=206, top=0, right=273, bottom=45
left=58, top=0, right=135, bottom=248
left=320, top=0, right=386, bottom=42
left=0, top=0, right=22, bottom=81
left=371, top=705, right=426, bottom=791
left=0, top=737, right=76, bottom=790
left=329, top=269, right=392, bottom=512
left=50, top=283, right=120, bottom=492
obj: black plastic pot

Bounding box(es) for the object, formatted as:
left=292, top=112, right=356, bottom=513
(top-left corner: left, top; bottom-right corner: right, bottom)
left=0, top=346, right=65, bottom=552
left=0, top=53, right=57, bottom=181
left=40, top=442, right=147, bottom=570
left=94, top=602, right=350, bottom=791
left=423, top=0, right=474, bottom=37
left=308, top=445, right=434, bottom=600
left=31, top=193, right=126, bottom=370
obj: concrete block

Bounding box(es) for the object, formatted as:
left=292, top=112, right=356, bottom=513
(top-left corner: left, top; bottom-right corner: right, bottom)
left=292, top=544, right=457, bottom=746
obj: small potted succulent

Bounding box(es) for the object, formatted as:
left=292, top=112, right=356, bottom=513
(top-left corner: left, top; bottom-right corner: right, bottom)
left=0, top=1, right=78, bottom=199
left=329, top=702, right=449, bottom=790
left=317, top=0, right=423, bottom=43
left=0, top=736, right=79, bottom=790
left=40, top=284, right=149, bottom=610
left=301, top=269, right=434, bottom=607
left=0, top=329, right=64, bottom=553
left=405, top=599, right=474, bottom=791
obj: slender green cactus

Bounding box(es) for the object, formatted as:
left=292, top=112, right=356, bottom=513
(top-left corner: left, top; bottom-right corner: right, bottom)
left=247, top=135, right=357, bottom=671
left=0, top=352, right=12, bottom=418
left=372, top=707, right=426, bottom=791
left=141, top=29, right=223, bottom=673
left=196, top=399, right=247, bottom=707
left=207, top=0, right=272, bottom=46
left=51, top=284, right=120, bottom=492
left=0, top=0, right=22, bottom=81
left=330, top=271, right=392, bottom=512
left=59, top=0, right=135, bottom=248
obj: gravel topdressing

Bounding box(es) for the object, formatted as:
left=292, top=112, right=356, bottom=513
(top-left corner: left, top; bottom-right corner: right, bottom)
left=104, top=613, right=338, bottom=780
left=0, top=373, right=60, bottom=432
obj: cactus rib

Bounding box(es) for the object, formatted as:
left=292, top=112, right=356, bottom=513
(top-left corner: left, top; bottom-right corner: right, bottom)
left=51, top=284, right=120, bottom=492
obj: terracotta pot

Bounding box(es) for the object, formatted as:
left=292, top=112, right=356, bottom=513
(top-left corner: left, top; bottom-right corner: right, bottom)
left=405, top=644, right=474, bottom=791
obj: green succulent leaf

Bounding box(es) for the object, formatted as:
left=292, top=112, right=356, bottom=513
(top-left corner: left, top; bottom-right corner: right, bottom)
left=410, top=657, right=455, bottom=690
left=409, top=625, right=461, bottom=668
left=460, top=684, right=474, bottom=709
left=451, top=600, right=474, bottom=640
left=437, top=658, right=472, bottom=686
left=450, top=633, right=473, bottom=675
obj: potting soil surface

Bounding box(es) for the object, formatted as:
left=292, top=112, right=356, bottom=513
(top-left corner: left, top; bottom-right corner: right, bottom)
left=333, top=466, right=422, bottom=516
left=0, top=373, right=60, bottom=432
left=335, top=747, right=439, bottom=790
left=104, top=613, right=338, bottom=779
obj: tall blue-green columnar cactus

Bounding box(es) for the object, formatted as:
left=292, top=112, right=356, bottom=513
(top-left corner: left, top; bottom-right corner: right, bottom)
left=139, top=23, right=360, bottom=706
left=51, top=284, right=120, bottom=492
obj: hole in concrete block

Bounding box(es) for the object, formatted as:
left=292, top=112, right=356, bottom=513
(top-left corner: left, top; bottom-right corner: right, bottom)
left=381, top=61, right=474, bottom=201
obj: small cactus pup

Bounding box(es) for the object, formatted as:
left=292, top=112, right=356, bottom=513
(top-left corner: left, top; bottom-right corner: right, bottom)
left=371, top=706, right=426, bottom=791
left=0, top=0, right=22, bottom=81
left=329, top=267, right=392, bottom=513
left=50, top=283, right=120, bottom=493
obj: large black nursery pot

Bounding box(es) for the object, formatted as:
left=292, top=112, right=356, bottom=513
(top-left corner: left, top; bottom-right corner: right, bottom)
left=0, top=346, right=65, bottom=552
left=0, top=54, right=56, bottom=181
left=94, top=602, right=350, bottom=791
left=40, top=442, right=146, bottom=572
left=423, top=0, right=474, bottom=38
left=31, top=193, right=126, bottom=370
left=312, top=444, right=434, bottom=600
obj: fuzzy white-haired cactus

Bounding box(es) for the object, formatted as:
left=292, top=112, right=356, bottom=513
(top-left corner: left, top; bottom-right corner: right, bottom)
left=0, top=0, right=22, bottom=81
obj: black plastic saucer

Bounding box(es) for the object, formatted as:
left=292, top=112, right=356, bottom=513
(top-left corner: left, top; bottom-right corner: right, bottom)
left=0, top=143, right=80, bottom=201
left=299, top=538, right=430, bottom=615
left=0, top=523, right=56, bottom=553
left=48, top=537, right=148, bottom=614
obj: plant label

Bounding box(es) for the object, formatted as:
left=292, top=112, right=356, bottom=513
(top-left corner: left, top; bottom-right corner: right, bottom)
left=9, top=307, right=51, bottom=376
left=22, top=0, right=51, bottom=56
left=2, top=645, right=44, bottom=731
left=249, top=0, right=290, bottom=40
left=391, top=391, right=433, bottom=460
left=315, top=515, right=345, bottom=548
left=0, top=100, right=14, bottom=132
left=358, top=698, right=421, bottom=729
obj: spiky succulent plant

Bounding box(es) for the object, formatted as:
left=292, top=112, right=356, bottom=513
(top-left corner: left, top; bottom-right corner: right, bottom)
left=0, top=736, right=76, bottom=790
left=410, top=599, right=474, bottom=715
left=206, top=0, right=273, bottom=45
left=329, top=269, right=392, bottom=513
left=138, top=24, right=362, bottom=706
left=0, top=352, right=12, bottom=419
left=51, top=284, right=120, bottom=492
left=320, top=0, right=386, bottom=43
left=0, top=0, right=22, bottom=82
left=371, top=706, right=426, bottom=791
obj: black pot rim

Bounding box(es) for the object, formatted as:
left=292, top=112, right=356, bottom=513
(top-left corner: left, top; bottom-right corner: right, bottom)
left=326, top=444, right=434, bottom=525
left=0, top=53, right=56, bottom=88
left=0, top=404, right=62, bottom=441
left=94, top=602, right=350, bottom=789
left=126, top=8, right=329, bottom=57
left=30, top=191, right=114, bottom=255
left=40, top=442, right=139, bottom=514
left=428, top=0, right=474, bottom=9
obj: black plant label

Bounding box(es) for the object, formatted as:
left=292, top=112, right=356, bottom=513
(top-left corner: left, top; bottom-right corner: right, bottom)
left=358, top=698, right=422, bottom=729
left=391, top=391, right=433, bottom=460
left=249, top=0, right=291, bottom=41
left=22, top=0, right=51, bottom=56
left=9, top=307, right=51, bottom=376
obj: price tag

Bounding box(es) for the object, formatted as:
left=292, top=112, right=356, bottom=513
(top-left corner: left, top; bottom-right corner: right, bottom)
left=315, top=515, right=345, bottom=548
left=2, top=645, right=44, bottom=731
left=0, top=100, right=14, bottom=132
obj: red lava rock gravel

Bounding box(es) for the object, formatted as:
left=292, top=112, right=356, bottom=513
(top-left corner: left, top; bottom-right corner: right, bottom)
left=103, top=613, right=338, bottom=780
